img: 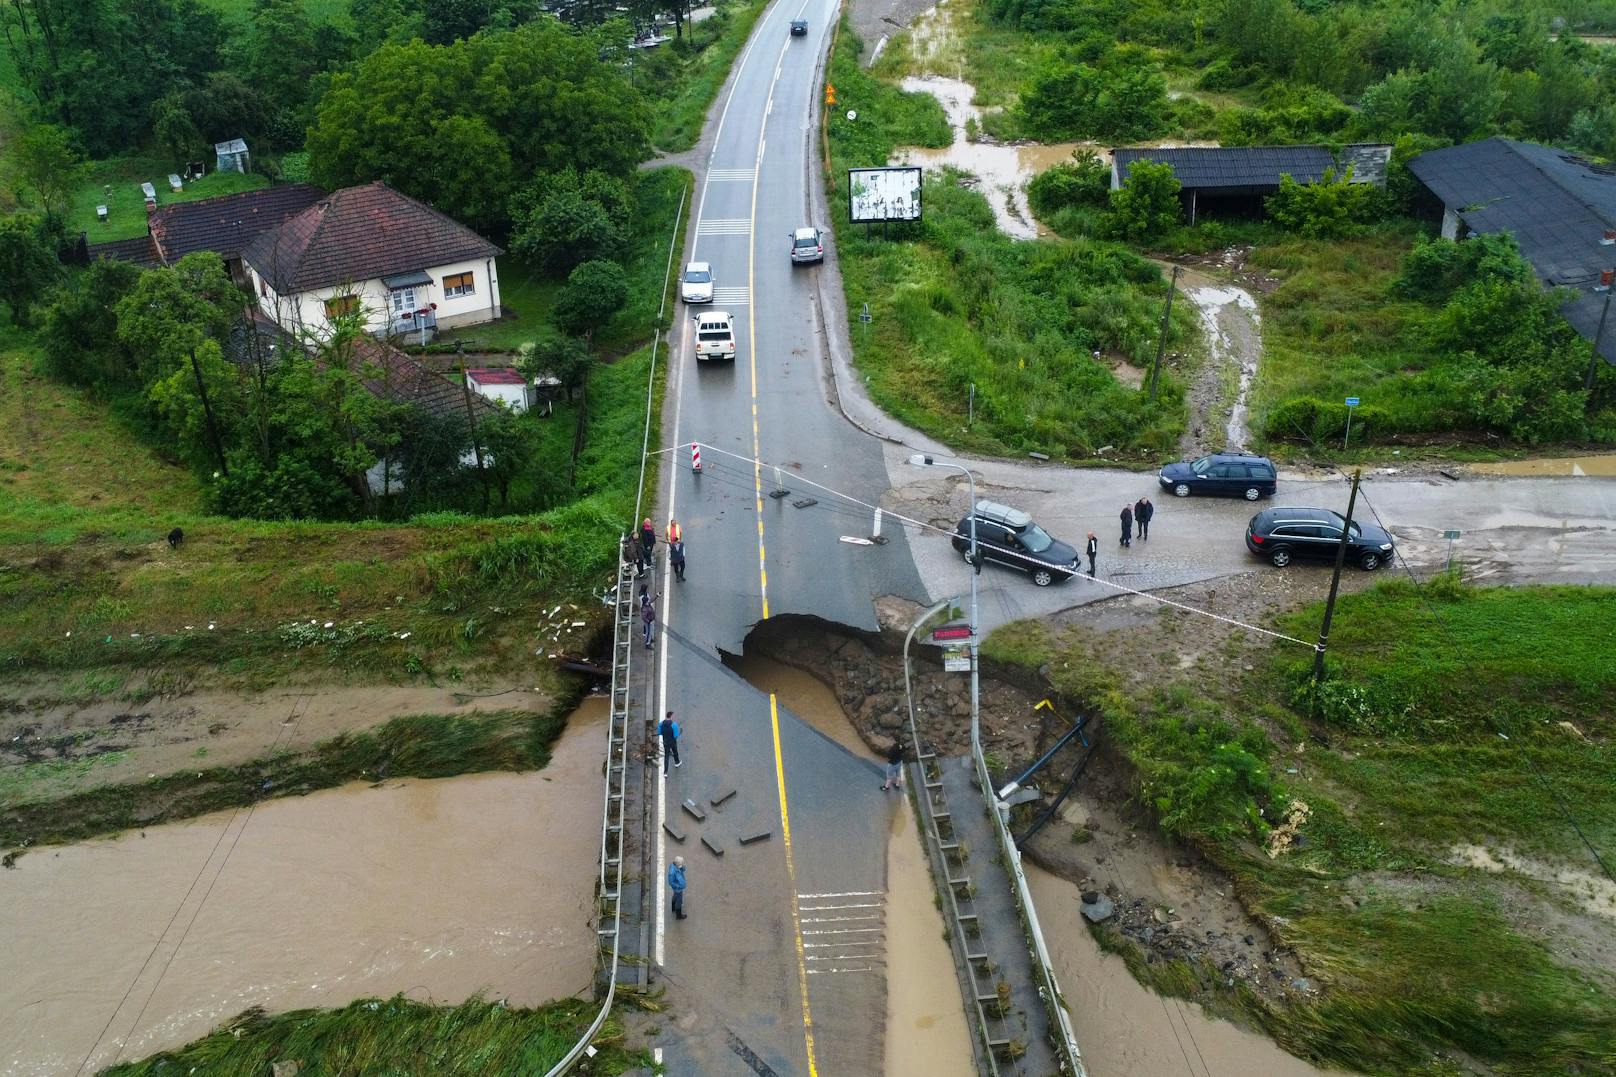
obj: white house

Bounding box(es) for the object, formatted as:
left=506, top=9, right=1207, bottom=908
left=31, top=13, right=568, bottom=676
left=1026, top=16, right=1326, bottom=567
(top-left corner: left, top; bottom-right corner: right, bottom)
left=465, top=367, right=532, bottom=412
left=242, top=181, right=502, bottom=342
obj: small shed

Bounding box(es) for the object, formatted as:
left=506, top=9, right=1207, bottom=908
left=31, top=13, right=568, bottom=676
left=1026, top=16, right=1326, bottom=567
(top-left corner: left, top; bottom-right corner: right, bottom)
left=465, top=367, right=532, bottom=413
left=215, top=138, right=250, bottom=174
left=1110, top=144, right=1391, bottom=223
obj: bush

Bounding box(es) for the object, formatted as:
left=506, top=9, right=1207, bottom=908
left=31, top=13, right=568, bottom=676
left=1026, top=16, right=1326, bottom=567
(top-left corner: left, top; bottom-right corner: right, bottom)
left=1265, top=169, right=1381, bottom=239
left=1393, top=233, right=1531, bottom=303
left=1262, top=397, right=1390, bottom=443
left=1018, top=50, right=1171, bottom=141
left=1108, top=159, right=1182, bottom=241
left=1026, top=149, right=1110, bottom=218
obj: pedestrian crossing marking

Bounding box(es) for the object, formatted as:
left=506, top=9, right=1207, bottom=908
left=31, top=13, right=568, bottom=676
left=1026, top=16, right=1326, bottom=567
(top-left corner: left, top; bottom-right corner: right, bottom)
left=711, top=286, right=751, bottom=306
left=796, top=888, right=886, bottom=978
left=708, top=168, right=756, bottom=182
left=698, top=217, right=751, bottom=235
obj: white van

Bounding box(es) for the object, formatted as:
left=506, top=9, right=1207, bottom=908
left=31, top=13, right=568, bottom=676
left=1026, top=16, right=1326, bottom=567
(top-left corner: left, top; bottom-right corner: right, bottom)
left=693, top=310, right=737, bottom=361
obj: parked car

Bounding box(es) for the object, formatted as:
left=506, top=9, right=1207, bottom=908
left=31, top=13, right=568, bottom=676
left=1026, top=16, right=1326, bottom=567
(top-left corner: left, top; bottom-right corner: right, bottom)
left=789, top=226, right=824, bottom=264
left=950, top=500, right=1080, bottom=587
left=692, top=310, right=736, bottom=361
left=680, top=261, right=713, bottom=303
left=1245, top=507, right=1395, bottom=571
left=790, top=18, right=808, bottom=35
left=1158, top=451, right=1277, bottom=501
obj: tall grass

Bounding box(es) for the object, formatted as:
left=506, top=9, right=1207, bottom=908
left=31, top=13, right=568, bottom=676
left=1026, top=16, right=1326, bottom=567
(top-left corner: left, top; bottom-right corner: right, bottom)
left=827, top=25, right=1191, bottom=461
left=2, top=706, right=573, bottom=846
left=102, top=994, right=649, bottom=1076
left=641, top=0, right=772, bottom=152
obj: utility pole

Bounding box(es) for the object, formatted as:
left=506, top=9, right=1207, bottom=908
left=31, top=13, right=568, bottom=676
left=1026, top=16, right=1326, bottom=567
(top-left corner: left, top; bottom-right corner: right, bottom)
left=456, top=341, right=488, bottom=513
left=187, top=347, right=229, bottom=477
left=1588, top=269, right=1614, bottom=392
left=1313, top=467, right=1362, bottom=684
left=1149, top=264, right=1182, bottom=400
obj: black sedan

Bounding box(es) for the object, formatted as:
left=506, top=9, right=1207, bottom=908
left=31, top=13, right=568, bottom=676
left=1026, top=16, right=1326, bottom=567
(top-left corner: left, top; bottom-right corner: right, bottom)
left=1245, top=507, right=1395, bottom=571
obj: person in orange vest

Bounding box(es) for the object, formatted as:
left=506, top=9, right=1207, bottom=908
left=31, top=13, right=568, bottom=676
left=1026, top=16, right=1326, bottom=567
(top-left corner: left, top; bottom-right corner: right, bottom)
left=667, top=519, right=686, bottom=582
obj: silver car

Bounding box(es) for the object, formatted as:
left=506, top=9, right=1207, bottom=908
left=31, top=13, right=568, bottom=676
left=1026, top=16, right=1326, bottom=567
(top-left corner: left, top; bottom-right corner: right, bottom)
left=789, top=227, right=823, bottom=264
left=680, top=261, right=713, bottom=303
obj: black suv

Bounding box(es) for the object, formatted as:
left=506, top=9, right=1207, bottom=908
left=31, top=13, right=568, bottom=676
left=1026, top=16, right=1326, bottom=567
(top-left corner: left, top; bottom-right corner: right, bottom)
left=1245, top=507, right=1395, bottom=571
left=790, top=18, right=808, bottom=35
left=951, top=500, right=1080, bottom=587
left=1158, top=452, right=1277, bottom=501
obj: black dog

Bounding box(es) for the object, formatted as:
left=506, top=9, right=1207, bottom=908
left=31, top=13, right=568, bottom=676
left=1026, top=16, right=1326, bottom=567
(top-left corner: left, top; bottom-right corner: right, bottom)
left=167, top=527, right=184, bottom=549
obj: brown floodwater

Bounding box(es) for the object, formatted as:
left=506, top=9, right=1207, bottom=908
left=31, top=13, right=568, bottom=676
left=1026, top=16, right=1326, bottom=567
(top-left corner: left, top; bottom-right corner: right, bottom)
left=726, top=654, right=881, bottom=760
left=1026, top=865, right=1338, bottom=1077
left=1470, top=455, right=1616, bottom=477
left=0, top=697, right=608, bottom=1075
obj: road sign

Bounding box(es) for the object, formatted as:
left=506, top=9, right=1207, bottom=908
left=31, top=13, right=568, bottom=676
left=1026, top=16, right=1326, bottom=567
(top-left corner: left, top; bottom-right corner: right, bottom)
left=1443, top=529, right=1462, bottom=540
left=1344, top=396, right=1360, bottom=407
left=859, top=302, right=872, bottom=324
left=1343, top=396, right=1361, bottom=448
left=931, top=624, right=973, bottom=642
left=942, top=644, right=971, bottom=672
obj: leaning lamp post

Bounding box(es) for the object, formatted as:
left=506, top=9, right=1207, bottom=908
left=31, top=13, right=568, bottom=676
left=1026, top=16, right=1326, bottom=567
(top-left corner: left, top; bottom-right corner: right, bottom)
left=908, top=453, right=981, bottom=762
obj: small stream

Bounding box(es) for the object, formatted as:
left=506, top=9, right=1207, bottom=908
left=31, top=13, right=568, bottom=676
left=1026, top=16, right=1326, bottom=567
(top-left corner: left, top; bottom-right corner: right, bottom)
left=0, top=699, right=608, bottom=1075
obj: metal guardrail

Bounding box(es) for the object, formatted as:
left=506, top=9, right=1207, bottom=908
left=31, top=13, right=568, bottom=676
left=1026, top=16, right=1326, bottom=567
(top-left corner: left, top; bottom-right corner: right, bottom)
left=973, top=748, right=1086, bottom=1075
left=541, top=180, right=688, bottom=1077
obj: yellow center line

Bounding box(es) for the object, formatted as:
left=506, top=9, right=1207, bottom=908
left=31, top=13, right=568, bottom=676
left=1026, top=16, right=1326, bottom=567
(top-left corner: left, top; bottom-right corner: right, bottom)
left=747, top=118, right=769, bottom=622
left=770, top=694, right=819, bottom=1076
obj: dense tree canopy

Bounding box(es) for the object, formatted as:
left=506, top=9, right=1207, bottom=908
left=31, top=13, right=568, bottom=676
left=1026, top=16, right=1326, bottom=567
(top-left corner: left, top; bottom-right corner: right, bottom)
left=307, top=21, right=649, bottom=232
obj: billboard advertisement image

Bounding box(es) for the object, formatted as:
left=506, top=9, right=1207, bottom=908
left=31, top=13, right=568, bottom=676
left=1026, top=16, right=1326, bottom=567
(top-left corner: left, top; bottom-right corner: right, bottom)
left=848, top=166, right=923, bottom=223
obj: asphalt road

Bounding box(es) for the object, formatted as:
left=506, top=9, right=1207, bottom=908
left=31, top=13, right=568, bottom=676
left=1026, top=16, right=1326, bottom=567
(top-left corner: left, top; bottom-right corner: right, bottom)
left=649, top=2, right=926, bottom=1072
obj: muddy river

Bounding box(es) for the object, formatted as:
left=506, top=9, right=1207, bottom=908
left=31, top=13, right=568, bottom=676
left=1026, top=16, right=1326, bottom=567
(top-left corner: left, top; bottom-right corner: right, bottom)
left=0, top=698, right=608, bottom=1075
left=1027, top=865, right=1333, bottom=1077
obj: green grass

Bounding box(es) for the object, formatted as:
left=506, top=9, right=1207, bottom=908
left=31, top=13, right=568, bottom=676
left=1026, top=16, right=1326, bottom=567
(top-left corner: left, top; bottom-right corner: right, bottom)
left=71, top=156, right=270, bottom=242
left=1, top=706, right=572, bottom=846
left=828, top=25, right=1191, bottom=461
left=102, top=994, right=650, bottom=1076
left=645, top=0, right=772, bottom=152
left=986, top=579, right=1616, bottom=1074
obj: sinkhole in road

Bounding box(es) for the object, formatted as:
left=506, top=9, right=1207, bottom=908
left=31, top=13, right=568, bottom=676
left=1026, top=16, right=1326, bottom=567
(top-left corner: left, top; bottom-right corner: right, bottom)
left=724, top=615, right=1336, bottom=1076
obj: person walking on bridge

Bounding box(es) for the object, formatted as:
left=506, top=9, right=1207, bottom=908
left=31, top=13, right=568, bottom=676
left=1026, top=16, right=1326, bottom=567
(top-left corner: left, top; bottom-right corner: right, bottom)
left=668, top=856, right=688, bottom=920
left=638, top=517, right=657, bottom=575
left=667, top=519, right=686, bottom=582
left=659, top=711, right=682, bottom=773
left=641, top=590, right=658, bottom=649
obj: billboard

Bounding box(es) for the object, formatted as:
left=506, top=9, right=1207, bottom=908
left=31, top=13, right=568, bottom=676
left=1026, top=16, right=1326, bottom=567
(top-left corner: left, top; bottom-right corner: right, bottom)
left=848, top=166, right=922, bottom=223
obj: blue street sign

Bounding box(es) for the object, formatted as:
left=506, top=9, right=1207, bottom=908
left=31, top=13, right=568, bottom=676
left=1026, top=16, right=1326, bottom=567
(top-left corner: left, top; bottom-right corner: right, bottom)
left=1344, top=396, right=1360, bottom=407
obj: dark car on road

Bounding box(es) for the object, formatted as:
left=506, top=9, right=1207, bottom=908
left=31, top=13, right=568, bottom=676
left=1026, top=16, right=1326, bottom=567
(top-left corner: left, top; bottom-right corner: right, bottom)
left=1245, top=507, right=1395, bottom=571
left=1158, top=451, right=1277, bottom=501
left=951, top=500, right=1080, bottom=586
left=790, top=18, right=808, bottom=35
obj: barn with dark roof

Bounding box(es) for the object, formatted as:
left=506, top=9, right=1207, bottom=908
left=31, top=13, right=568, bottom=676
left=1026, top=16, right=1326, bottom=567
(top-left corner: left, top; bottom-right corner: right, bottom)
left=1109, top=144, right=1391, bottom=223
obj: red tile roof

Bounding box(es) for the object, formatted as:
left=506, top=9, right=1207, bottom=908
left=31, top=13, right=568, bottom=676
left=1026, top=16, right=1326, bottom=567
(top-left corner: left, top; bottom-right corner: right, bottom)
left=243, top=181, right=502, bottom=294
left=87, top=234, right=162, bottom=267
left=466, top=367, right=527, bottom=385
left=349, top=336, right=499, bottom=420
left=150, top=183, right=328, bottom=263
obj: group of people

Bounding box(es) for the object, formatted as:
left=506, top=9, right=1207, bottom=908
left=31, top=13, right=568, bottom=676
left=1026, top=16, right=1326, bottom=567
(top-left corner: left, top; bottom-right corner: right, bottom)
left=1081, top=496, right=1156, bottom=576
left=631, top=517, right=688, bottom=649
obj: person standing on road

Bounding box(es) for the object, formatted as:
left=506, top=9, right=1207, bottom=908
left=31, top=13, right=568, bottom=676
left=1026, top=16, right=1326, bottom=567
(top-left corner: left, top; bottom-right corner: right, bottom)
left=1120, top=504, right=1133, bottom=548
left=659, top=711, right=682, bottom=773
left=1137, top=497, right=1153, bottom=541
left=638, top=517, right=657, bottom=574
left=882, top=740, right=905, bottom=791
left=667, top=519, right=686, bottom=582
left=1085, top=531, right=1098, bottom=576
left=641, top=591, right=658, bottom=649
left=668, top=856, right=688, bottom=920
left=627, top=533, right=644, bottom=578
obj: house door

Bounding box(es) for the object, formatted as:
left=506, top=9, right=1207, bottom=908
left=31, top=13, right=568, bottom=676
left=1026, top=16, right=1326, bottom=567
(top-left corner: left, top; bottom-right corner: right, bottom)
left=390, top=288, right=416, bottom=318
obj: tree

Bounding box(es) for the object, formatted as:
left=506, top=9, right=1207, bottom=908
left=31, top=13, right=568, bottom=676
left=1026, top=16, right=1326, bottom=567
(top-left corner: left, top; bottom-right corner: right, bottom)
left=307, top=22, right=648, bottom=232
left=1019, top=50, right=1169, bottom=141
left=509, top=168, right=631, bottom=274
left=222, top=0, right=355, bottom=145
left=1108, top=160, right=1181, bottom=242
left=552, top=259, right=628, bottom=340
left=39, top=257, right=142, bottom=385
left=0, top=214, right=60, bottom=325
left=476, top=407, right=535, bottom=508
left=2, top=123, right=82, bottom=219
left=152, top=93, right=204, bottom=160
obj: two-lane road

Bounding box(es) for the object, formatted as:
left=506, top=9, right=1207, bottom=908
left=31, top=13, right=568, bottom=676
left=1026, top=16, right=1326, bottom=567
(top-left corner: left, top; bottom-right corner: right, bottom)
left=649, top=2, right=927, bottom=1073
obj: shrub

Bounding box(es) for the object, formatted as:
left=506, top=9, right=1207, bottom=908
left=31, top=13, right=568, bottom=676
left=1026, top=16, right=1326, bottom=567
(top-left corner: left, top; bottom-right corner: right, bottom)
left=1108, top=159, right=1182, bottom=241
left=1265, top=169, right=1380, bottom=239
left=1026, top=149, right=1110, bottom=218
left=1018, top=50, right=1170, bottom=141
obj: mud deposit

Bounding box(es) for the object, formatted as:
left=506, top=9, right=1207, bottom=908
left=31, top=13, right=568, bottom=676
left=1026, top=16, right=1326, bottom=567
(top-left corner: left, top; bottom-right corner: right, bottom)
left=0, top=698, right=607, bottom=1075
left=1028, top=865, right=1334, bottom=1077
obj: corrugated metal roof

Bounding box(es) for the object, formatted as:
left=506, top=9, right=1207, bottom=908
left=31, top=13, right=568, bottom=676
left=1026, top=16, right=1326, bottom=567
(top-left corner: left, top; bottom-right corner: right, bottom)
left=1408, top=137, right=1616, bottom=364
left=1111, top=145, right=1390, bottom=193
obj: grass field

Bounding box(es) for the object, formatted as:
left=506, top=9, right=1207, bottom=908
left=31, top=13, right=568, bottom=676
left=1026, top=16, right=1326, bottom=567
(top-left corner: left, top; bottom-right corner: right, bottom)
left=985, top=577, right=1616, bottom=1074
left=103, top=995, right=649, bottom=1076
left=70, top=157, right=270, bottom=242
left=828, top=24, right=1193, bottom=461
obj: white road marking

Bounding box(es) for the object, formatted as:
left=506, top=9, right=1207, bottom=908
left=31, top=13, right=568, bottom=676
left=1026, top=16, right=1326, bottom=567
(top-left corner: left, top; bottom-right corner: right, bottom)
left=712, top=286, right=752, bottom=305
left=708, top=168, right=757, bottom=182
left=798, top=890, right=884, bottom=898
left=698, top=217, right=752, bottom=235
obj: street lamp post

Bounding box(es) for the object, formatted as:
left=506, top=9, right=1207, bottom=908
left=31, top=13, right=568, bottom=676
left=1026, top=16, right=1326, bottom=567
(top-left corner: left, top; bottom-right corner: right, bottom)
left=909, top=453, right=981, bottom=761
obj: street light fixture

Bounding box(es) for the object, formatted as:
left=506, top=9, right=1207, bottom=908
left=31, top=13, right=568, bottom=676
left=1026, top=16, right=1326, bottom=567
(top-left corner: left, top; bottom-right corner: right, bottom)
left=908, top=453, right=982, bottom=762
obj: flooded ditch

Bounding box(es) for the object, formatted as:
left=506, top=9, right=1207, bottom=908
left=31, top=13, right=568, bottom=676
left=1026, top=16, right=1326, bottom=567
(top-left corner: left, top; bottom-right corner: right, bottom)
left=0, top=696, right=607, bottom=1075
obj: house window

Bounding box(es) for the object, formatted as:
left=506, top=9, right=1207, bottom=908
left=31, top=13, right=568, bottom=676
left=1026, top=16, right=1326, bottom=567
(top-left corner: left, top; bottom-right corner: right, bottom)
left=443, top=271, right=475, bottom=298
left=324, top=294, right=359, bottom=321
left=390, top=288, right=416, bottom=317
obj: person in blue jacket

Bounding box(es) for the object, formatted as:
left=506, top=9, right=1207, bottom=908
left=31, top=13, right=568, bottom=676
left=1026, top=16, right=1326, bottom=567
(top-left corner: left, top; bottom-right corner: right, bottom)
left=668, top=856, right=688, bottom=920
